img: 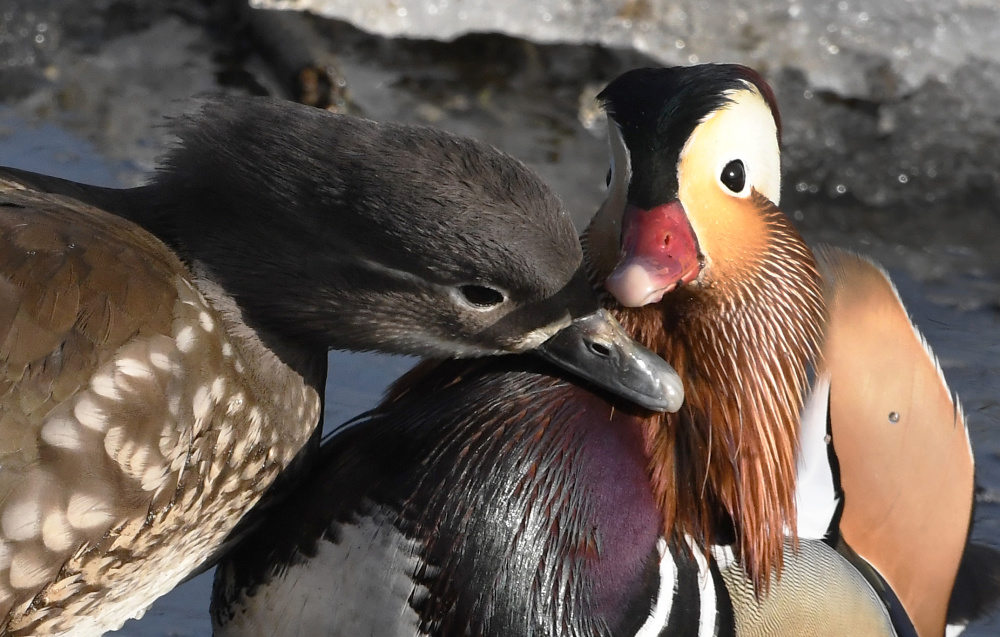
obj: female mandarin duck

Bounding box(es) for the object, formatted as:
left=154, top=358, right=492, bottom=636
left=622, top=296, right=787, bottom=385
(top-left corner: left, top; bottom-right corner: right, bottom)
left=0, top=96, right=684, bottom=636
left=210, top=66, right=999, bottom=637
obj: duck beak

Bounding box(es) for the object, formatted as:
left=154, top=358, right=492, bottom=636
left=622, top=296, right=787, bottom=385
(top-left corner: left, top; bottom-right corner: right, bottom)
left=605, top=201, right=701, bottom=307
left=536, top=308, right=684, bottom=412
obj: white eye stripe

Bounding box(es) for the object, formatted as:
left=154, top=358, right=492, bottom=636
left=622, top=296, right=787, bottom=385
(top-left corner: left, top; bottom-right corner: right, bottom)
left=686, top=87, right=780, bottom=205
left=607, top=118, right=633, bottom=196
left=586, top=117, right=635, bottom=277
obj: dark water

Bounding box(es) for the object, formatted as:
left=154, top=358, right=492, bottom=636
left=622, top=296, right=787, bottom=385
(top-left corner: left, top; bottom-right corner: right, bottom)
left=1, top=14, right=998, bottom=635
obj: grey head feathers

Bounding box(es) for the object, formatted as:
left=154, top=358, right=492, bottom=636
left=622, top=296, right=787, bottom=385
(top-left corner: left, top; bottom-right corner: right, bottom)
left=130, top=96, right=593, bottom=357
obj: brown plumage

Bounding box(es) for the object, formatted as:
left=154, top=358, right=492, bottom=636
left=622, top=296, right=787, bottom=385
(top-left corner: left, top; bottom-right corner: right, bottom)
left=611, top=198, right=824, bottom=591
left=817, top=247, right=974, bottom=636
left=0, top=178, right=321, bottom=635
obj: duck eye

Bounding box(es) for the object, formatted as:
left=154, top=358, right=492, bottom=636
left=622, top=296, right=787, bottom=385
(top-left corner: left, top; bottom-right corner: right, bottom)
left=720, top=159, right=747, bottom=194
left=458, top=284, right=505, bottom=309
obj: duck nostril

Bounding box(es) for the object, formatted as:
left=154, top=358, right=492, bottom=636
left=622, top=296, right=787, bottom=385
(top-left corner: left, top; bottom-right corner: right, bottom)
left=663, top=234, right=672, bottom=248
left=588, top=342, right=612, bottom=358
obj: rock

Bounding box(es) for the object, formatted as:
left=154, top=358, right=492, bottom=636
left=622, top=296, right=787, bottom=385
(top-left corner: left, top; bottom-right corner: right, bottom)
left=252, top=0, right=998, bottom=97
left=252, top=0, right=1000, bottom=211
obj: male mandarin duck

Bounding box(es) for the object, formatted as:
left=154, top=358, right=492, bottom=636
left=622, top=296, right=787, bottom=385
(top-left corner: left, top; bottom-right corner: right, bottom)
left=209, top=67, right=999, bottom=637
left=0, top=96, right=684, bottom=636
left=597, top=64, right=996, bottom=636
left=211, top=357, right=910, bottom=636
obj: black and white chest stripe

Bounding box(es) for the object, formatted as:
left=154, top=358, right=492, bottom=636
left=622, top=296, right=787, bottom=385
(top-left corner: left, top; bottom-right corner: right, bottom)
left=634, top=537, right=735, bottom=637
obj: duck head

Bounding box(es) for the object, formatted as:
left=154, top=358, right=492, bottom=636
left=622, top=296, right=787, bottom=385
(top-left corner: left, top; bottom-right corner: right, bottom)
left=105, top=98, right=683, bottom=412
left=586, top=65, right=826, bottom=588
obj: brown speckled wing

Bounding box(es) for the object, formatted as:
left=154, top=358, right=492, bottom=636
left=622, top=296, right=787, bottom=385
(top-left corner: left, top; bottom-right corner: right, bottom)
left=0, top=181, right=321, bottom=635
left=0, top=181, right=179, bottom=624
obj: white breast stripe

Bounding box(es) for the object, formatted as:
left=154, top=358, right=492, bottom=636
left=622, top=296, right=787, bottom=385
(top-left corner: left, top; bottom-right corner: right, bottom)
left=686, top=536, right=717, bottom=637
left=710, top=544, right=736, bottom=570
left=795, top=373, right=839, bottom=539
left=636, top=538, right=677, bottom=637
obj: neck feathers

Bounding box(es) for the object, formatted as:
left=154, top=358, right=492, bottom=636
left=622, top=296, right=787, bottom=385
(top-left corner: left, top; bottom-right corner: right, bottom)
left=615, top=202, right=824, bottom=591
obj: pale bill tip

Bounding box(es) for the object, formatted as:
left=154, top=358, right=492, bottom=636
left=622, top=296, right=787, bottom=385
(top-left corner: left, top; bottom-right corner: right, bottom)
left=606, top=263, right=670, bottom=308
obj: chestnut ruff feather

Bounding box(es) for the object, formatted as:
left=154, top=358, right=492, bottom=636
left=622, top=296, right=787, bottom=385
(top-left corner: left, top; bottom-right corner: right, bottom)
left=611, top=194, right=825, bottom=591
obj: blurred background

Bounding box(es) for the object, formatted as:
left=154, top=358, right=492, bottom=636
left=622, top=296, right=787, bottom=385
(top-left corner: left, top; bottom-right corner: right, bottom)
left=0, top=0, right=997, bottom=634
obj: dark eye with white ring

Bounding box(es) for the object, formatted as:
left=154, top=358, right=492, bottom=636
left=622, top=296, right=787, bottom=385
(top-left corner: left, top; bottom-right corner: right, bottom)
left=720, top=159, right=747, bottom=194
left=457, top=284, right=505, bottom=309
